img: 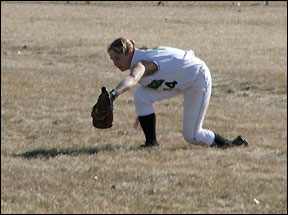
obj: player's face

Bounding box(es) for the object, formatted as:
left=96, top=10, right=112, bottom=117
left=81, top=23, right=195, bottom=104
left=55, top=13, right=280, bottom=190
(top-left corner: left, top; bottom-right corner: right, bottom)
left=108, top=50, right=131, bottom=72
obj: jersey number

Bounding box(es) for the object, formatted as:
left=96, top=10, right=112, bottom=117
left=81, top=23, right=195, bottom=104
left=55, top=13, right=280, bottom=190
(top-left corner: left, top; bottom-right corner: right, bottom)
left=147, top=80, right=178, bottom=89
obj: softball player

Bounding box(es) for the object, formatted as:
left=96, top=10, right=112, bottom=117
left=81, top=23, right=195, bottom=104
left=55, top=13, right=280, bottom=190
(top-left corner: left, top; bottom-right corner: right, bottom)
left=107, top=37, right=248, bottom=148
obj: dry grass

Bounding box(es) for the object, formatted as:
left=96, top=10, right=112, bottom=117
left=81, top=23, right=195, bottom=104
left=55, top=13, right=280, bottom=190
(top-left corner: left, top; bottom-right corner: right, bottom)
left=1, top=1, right=287, bottom=214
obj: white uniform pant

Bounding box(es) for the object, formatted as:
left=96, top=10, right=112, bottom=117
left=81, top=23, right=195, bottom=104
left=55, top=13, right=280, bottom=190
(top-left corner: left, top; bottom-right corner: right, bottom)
left=134, top=64, right=215, bottom=146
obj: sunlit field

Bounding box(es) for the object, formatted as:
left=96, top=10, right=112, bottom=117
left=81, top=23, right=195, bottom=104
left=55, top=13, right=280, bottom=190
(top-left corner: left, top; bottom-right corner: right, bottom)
left=1, top=1, right=287, bottom=213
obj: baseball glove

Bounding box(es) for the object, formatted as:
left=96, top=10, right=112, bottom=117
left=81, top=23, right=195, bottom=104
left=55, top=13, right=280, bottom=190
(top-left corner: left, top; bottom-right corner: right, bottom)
left=91, top=87, right=113, bottom=129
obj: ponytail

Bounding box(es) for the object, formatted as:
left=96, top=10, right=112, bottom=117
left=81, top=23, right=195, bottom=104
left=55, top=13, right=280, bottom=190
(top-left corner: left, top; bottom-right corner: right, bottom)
left=108, top=37, right=135, bottom=55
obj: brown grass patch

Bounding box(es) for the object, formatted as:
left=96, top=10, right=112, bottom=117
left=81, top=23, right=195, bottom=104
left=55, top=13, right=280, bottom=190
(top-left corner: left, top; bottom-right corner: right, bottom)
left=1, top=1, right=287, bottom=214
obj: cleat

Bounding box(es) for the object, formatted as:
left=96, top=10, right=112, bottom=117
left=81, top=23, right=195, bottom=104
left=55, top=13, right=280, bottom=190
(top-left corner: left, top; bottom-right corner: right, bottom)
left=232, top=135, right=249, bottom=147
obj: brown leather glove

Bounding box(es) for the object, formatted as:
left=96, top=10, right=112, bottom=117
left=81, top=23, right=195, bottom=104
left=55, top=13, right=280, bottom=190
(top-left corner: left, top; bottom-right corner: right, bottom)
left=91, top=87, right=114, bottom=129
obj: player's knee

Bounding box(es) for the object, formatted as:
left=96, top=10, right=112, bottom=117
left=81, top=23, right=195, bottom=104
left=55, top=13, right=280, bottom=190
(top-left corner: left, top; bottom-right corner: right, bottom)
left=183, top=133, right=198, bottom=145
left=184, top=130, right=214, bottom=146
left=183, top=129, right=205, bottom=145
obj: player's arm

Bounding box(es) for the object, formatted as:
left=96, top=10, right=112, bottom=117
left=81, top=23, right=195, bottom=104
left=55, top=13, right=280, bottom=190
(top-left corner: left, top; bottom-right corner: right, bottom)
left=112, top=61, right=158, bottom=98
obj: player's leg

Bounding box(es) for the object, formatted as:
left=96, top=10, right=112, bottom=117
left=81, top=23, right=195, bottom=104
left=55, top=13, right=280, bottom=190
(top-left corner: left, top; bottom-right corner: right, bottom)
left=134, top=86, right=181, bottom=147
left=182, top=70, right=215, bottom=146
left=182, top=64, right=248, bottom=148
left=138, top=113, right=158, bottom=147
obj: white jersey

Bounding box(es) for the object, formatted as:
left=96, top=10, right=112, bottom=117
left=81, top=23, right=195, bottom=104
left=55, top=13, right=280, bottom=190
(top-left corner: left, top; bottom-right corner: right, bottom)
left=130, top=46, right=205, bottom=91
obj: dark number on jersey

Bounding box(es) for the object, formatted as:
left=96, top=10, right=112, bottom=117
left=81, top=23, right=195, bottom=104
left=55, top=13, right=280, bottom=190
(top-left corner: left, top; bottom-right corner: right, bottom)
left=165, top=81, right=178, bottom=89
left=147, top=80, right=178, bottom=89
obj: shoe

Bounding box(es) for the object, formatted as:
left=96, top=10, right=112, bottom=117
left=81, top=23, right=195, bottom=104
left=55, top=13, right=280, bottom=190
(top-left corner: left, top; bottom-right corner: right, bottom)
left=140, top=140, right=159, bottom=148
left=232, top=135, right=249, bottom=147
left=211, top=133, right=248, bottom=149
left=212, top=133, right=233, bottom=148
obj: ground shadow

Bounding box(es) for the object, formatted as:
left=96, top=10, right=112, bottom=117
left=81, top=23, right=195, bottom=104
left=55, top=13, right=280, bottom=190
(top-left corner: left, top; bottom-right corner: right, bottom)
left=10, top=143, right=241, bottom=159
left=11, top=144, right=120, bottom=159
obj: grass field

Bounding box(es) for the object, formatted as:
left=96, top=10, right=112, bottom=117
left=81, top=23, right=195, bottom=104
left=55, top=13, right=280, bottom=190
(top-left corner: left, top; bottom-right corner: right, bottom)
left=1, top=1, right=287, bottom=213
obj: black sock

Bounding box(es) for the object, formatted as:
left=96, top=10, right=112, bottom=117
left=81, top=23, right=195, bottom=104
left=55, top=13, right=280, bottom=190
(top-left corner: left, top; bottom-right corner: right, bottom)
left=213, top=133, right=232, bottom=147
left=138, top=113, right=157, bottom=144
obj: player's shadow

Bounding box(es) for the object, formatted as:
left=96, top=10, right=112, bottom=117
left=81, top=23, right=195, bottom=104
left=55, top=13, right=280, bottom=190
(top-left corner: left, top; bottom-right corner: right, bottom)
left=11, top=144, right=119, bottom=159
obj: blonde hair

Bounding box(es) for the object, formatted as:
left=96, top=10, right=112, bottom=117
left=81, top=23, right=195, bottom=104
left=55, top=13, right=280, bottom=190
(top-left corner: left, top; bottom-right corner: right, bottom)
left=108, top=37, right=135, bottom=55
